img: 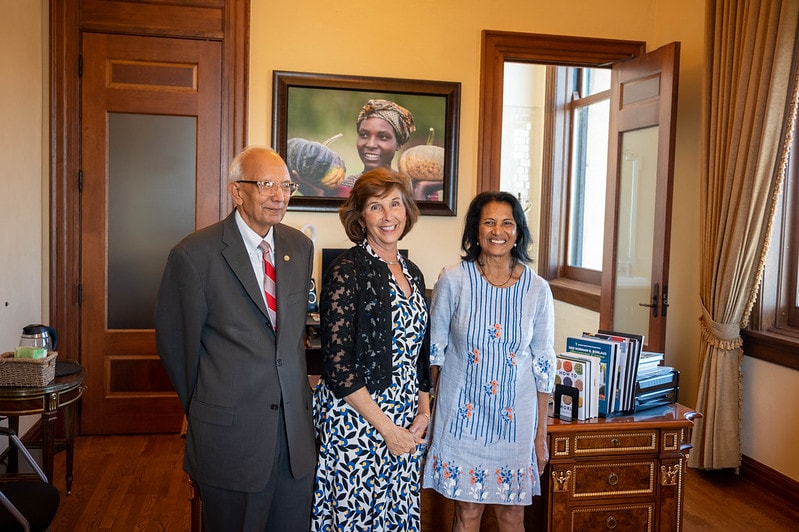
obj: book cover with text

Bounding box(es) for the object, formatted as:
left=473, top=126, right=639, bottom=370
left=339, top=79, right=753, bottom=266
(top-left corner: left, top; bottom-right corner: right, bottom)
left=560, top=352, right=601, bottom=418
left=555, top=354, right=595, bottom=420
left=567, top=335, right=618, bottom=417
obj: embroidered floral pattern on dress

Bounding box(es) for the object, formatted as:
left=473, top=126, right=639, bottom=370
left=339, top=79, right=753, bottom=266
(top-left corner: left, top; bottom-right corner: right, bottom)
left=428, top=454, right=464, bottom=499
left=422, top=261, right=557, bottom=505
left=506, top=351, right=516, bottom=366
left=467, top=467, right=489, bottom=501
left=494, top=466, right=529, bottom=503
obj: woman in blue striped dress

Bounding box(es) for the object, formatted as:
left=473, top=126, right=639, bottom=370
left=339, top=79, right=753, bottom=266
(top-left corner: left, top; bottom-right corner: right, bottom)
left=422, top=191, right=556, bottom=531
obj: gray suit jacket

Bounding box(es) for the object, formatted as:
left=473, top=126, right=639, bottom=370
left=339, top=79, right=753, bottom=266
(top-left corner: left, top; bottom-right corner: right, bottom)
left=155, top=211, right=316, bottom=492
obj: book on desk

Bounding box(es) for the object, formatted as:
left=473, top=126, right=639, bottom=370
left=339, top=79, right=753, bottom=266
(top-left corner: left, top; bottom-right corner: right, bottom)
left=553, top=331, right=678, bottom=419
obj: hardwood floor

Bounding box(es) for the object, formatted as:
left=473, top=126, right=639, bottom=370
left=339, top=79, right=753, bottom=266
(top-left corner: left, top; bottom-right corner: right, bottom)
left=48, top=433, right=799, bottom=531
left=50, top=434, right=191, bottom=531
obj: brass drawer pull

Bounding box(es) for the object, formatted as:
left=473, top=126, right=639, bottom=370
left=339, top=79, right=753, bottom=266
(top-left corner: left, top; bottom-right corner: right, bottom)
left=611, top=438, right=620, bottom=446
left=607, top=472, right=619, bottom=485
left=606, top=515, right=617, bottom=529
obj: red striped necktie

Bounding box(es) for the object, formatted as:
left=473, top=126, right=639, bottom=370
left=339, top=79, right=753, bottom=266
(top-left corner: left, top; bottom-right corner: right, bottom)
left=258, top=241, right=277, bottom=330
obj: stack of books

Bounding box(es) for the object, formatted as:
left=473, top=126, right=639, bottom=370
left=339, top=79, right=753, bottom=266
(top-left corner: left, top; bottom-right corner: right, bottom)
left=553, top=330, right=676, bottom=420
left=635, top=366, right=680, bottom=411
left=637, top=351, right=665, bottom=377
left=634, top=351, right=679, bottom=411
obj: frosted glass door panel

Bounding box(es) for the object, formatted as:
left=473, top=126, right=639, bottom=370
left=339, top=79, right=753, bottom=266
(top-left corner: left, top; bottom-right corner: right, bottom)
left=612, top=126, right=658, bottom=338
left=107, top=113, right=196, bottom=329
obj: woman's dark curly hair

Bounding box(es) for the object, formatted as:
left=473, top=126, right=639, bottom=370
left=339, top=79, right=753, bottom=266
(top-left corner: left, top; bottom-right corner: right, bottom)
left=461, top=191, right=532, bottom=263
left=339, top=167, right=420, bottom=243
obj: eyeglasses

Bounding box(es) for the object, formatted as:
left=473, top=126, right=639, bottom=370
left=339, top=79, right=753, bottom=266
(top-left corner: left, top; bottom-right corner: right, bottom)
left=236, top=180, right=300, bottom=196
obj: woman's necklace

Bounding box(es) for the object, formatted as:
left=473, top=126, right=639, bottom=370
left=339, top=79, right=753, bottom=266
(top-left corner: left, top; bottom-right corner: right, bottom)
left=367, top=241, right=400, bottom=265
left=477, top=257, right=515, bottom=287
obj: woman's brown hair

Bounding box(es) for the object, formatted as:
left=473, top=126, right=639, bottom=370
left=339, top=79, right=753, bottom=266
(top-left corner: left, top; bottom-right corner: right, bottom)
left=339, top=167, right=420, bottom=243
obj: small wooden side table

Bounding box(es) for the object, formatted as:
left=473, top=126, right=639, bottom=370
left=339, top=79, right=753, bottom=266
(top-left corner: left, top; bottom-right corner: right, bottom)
left=0, top=360, right=86, bottom=493
left=526, top=403, right=700, bottom=531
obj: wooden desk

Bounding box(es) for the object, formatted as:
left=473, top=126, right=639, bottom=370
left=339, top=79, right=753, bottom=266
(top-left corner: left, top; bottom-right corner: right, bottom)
left=527, top=403, right=700, bottom=531
left=0, top=361, right=86, bottom=493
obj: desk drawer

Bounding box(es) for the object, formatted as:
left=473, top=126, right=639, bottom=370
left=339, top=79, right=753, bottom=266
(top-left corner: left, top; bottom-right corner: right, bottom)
left=564, top=460, right=656, bottom=499
left=574, top=431, right=658, bottom=456
left=569, top=502, right=655, bottom=531
left=549, top=430, right=660, bottom=458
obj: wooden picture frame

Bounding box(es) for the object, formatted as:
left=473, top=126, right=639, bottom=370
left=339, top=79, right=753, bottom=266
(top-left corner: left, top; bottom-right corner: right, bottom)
left=272, top=71, right=461, bottom=215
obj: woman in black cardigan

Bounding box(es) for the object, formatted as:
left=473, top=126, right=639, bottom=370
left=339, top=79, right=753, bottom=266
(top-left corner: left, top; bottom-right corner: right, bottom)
left=311, top=167, right=431, bottom=531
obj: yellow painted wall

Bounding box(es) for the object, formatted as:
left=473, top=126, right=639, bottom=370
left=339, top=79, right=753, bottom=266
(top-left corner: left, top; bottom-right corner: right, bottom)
left=0, top=0, right=48, bottom=437
left=1, top=0, right=796, bottom=481
left=251, top=0, right=707, bottom=411
left=249, top=0, right=798, bottom=481
left=743, top=357, right=799, bottom=480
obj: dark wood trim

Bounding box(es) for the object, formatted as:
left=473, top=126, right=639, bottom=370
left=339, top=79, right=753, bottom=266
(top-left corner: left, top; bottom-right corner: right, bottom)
left=224, top=0, right=250, bottom=210
left=744, top=128, right=799, bottom=371
left=477, top=30, right=645, bottom=194
left=49, top=0, right=249, bottom=366
left=740, top=454, right=799, bottom=510
left=537, top=68, right=559, bottom=280
left=80, top=0, right=225, bottom=39
left=49, top=0, right=82, bottom=364
left=741, top=329, right=799, bottom=371
left=548, top=278, right=601, bottom=312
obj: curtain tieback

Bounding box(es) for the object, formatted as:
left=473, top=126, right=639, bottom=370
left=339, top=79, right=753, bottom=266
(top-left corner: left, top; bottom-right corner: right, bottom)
left=699, top=307, right=743, bottom=350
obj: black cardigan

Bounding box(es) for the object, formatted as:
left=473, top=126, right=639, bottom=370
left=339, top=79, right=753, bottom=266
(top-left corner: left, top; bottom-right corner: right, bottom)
left=320, top=245, right=431, bottom=399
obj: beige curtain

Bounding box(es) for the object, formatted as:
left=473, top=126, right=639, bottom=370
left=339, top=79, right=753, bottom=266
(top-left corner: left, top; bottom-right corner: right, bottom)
left=690, top=0, right=799, bottom=470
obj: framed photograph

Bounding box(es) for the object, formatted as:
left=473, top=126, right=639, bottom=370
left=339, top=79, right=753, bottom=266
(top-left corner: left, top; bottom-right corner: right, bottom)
left=272, top=71, right=461, bottom=215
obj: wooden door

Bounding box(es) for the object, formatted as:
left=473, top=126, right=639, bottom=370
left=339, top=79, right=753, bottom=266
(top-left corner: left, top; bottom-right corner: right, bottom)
left=79, top=33, right=223, bottom=434
left=600, top=42, right=680, bottom=351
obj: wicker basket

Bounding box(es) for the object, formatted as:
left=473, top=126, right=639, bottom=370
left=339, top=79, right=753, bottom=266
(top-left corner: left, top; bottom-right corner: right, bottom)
left=0, top=351, right=58, bottom=387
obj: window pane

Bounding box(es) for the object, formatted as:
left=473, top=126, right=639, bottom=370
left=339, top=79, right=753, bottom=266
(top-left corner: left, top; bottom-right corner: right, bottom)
left=581, top=68, right=611, bottom=97
left=107, top=113, right=197, bottom=329
left=567, top=99, right=609, bottom=270
left=500, top=62, right=547, bottom=266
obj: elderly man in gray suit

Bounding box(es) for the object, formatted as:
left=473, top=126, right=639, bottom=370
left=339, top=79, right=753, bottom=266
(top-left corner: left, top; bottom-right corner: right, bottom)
left=156, top=146, right=316, bottom=531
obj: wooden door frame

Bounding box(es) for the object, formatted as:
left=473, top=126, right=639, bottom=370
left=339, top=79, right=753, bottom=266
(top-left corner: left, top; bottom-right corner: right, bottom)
left=477, top=30, right=646, bottom=192
left=476, top=30, right=645, bottom=312
left=49, top=0, right=249, bottom=369
left=476, top=30, right=680, bottom=351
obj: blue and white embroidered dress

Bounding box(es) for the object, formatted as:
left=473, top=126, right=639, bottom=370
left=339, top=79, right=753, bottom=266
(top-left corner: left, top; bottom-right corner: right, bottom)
left=422, top=261, right=556, bottom=505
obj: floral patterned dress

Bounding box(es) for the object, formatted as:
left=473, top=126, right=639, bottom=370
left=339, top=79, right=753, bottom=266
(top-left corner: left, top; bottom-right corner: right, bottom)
left=422, top=261, right=556, bottom=505
left=312, top=259, right=428, bottom=531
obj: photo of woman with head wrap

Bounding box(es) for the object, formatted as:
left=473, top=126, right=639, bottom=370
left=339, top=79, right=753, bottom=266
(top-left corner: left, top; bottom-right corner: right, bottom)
left=338, top=99, right=416, bottom=192
left=277, top=73, right=458, bottom=213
